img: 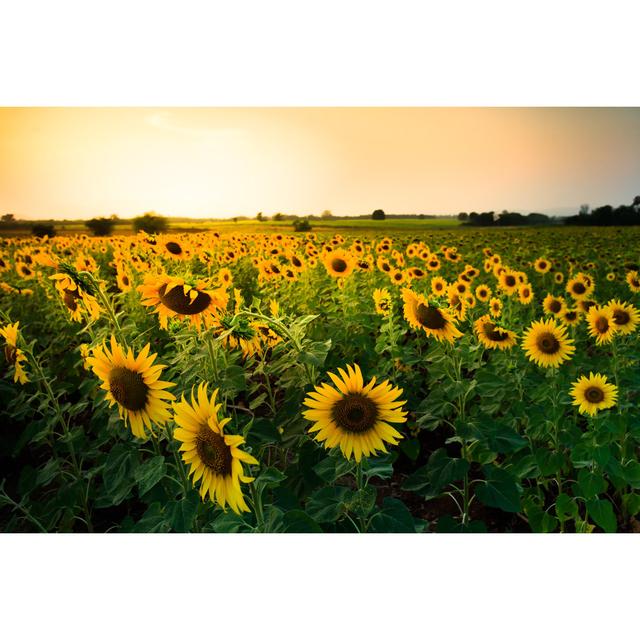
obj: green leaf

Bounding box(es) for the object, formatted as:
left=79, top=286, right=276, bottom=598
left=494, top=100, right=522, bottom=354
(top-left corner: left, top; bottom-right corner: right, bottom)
left=524, top=503, right=558, bottom=533
left=306, top=486, right=353, bottom=523
left=577, top=469, right=607, bottom=500
left=169, top=491, right=200, bottom=532
left=399, top=438, right=420, bottom=461
left=555, top=493, right=579, bottom=523
left=534, top=449, right=565, bottom=476
left=369, top=498, right=417, bottom=533
left=212, top=511, right=250, bottom=533
left=130, top=503, right=169, bottom=533
left=586, top=498, right=617, bottom=533
left=313, top=455, right=353, bottom=483
left=362, top=453, right=395, bottom=481
left=476, top=467, right=521, bottom=513
left=102, top=444, right=138, bottom=506
left=134, top=456, right=167, bottom=497
left=622, top=493, right=640, bottom=518
left=283, top=510, right=323, bottom=533
left=36, top=458, right=60, bottom=488
left=255, top=467, right=286, bottom=489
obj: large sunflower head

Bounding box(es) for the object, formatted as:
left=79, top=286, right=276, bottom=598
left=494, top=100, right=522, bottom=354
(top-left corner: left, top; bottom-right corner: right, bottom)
left=474, top=314, right=517, bottom=350
left=522, top=317, right=575, bottom=368
left=586, top=305, right=618, bottom=345
left=566, top=273, right=594, bottom=301
left=569, top=372, right=618, bottom=417
left=402, top=287, right=463, bottom=343
left=86, top=337, right=175, bottom=439
left=626, top=270, right=640, bottom=293
left=173, top=383, right=258, bottom=514
left=302, top=364, right=406, bottom=462
left=604, top=299, right=639, bottom=336
left=137, top=274, right=229, bottom=332
left=323, top=248, right=356, bottom=279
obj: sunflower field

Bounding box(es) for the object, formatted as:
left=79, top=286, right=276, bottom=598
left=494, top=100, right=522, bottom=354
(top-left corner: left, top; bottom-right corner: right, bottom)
left=1, top=225, right=639, bottom=533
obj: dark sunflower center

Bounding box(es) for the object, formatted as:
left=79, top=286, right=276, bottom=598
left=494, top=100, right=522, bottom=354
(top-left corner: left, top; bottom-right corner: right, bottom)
left=572, top=282, right=586, bottom=294
left=505, top=275, right=516, bottom=287
left=536, top=331, right=560, bottom=354
left=331, top=258, right=348, bottom=273
left=415, top=303, right=447, bottom=329
left=331, top=394, right=378, bottom=433
left=196, top=427, right=232, bottom=475
left=549, top=300, right=561, bottom=313
left=522, top=288, right=530, bottom=297
left=539, top=261, right=547, bottom=269
left=122, top=275, right=129, bottom=286
left=63, top=288, right=80, bottom=311
left=595, top=316, right=609, bottom=333
left=483, top=322, right=509, bottom=342
left=585, top=386, right=605, bottom=403
left=109, top=366, right=149, bottom=411
left=165, top=241, right=183, bottom=255
left=612, top=309, right=629, bottom=326
left=292, top=257, right=302, bottom=267
left=565, top=311, right=577, bottom=321
left=158, top=284, right=211, bottom=315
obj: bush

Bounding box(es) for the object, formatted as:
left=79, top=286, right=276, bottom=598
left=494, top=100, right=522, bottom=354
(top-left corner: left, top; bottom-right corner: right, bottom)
left=85, top=217, right=116, bottom=236
left=292, top=218, right=312, bottom=232
left=31, top=223, right=56, bottom=238
left=133, top=212, right=168, bottom=234
left=372, top=209, right=386, bottom=220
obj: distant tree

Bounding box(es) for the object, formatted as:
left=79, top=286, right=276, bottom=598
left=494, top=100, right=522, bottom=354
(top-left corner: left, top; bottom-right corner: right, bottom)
left=1, top=213, right=15, bottom=223
left=292, top=218, right=312, bottom=232
left=372, top=209, right=386, bottom=220
left=132, top=212, right=168, bottom=234
left=579, top=204, right=590, bottom=217
left=527, top=213, right=550, bottom=225
left=321, top=210, right=333, bottom=219
left=457, top=212, right=468, bottom=221
left=418, top=213, right=426, bottom=219
left=633, top=196, right=640, bottom=209
left=232, top=217, right=238, bottom=223
left=110, top=214, right=120, bottom=221
left=256, top=212, right=264, bottom=222
left=32, top=223, right=56, bottom=238
left=273, top=212, right=284, bottom=221
left=85, top=216, right=116, bottom=236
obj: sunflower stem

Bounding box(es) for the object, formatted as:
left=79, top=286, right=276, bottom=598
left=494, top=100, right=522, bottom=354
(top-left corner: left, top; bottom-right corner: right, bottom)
left=81, top=271, right=127, bottom=348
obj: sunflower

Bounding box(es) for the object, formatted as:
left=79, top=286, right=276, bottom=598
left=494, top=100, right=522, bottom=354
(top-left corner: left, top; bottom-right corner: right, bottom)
left=402, top=288, right=462, bottom=343
left=50, top=272, right=101, bottom=323
left=138, top=274, right=228, bottom=332
left=522, top=317, right=575, bottom=368
left=323, top=248, right=356, bottom=279
left=86, top=336, right=175, bottom=439
left=542, top=294, right=566, bottom=317
left=173, top=383, right=258, bottom=514
left=302, top=364, right=406, bottom=462
left=474, top=315, right=517, bottom=350
left=534, top=257, right=551, bottom=274
left=498, top=270, right=519, bottom=295
left=604, top=299, right=639, bottom=335
left=585, top=305, right=617, bottom=345
left=475, top=284, right=491, bottom=302
left=0, top=321, right=29, bottom=384
left=560, top=308, right=581, bottom=326
left=554, top=272, right=564, bottom=285
left=431, top=276, right=448, bottom=297
left=566, top=275, right=593, bottom=301
left=373, top=288, right=392, bottom=317
left=569, top=372, right=618, bottom=417
left=489, top=297, right=503, bottom=318
left=518, top=283, right=534, bottom=305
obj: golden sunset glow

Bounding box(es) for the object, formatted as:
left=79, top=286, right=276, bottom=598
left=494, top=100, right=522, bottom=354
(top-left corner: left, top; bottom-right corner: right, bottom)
left=1, top=107, right=639, bottom=219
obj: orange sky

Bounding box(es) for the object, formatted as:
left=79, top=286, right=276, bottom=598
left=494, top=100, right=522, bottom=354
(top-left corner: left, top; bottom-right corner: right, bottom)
left=0, top=107, right=638, bottom=219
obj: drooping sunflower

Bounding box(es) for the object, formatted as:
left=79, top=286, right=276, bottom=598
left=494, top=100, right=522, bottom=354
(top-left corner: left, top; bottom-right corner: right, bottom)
left=604, top=299, right=639, bottom=335
left=373, top=288, right=392, bottom=317
left=626, top=270, right=640, bottom=293
left=402, top=288, right=462, bottom=343
left=302, top=364, right=406, bottom=462
left=585, top=305, right=617, bottom=345
left=173, top=383, right=258, bottom=514
left=50, top=272, right=101, bottom=323
left=323, top=248, right=356, bottom=279
left=86, top=336, right=175, bottom=439
left=0, top=321, right=29, bottom=384
left=522, top=317, right=575, bottom=368
left=569, top=372, right=618, bottom=417
left=474, top=315, right=517, bottom=350
left=137, top=274, right=229, bottom=332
